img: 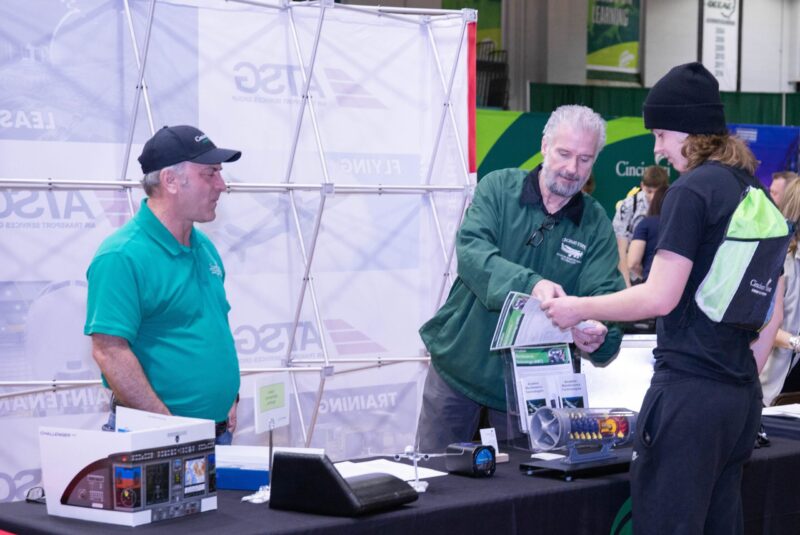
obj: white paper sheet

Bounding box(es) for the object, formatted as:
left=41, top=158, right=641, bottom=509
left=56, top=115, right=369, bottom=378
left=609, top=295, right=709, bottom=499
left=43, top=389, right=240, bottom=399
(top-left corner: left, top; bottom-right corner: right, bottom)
left=762, top=404, right=800, bottom=418
left=335, top=458, right=447, bottom=481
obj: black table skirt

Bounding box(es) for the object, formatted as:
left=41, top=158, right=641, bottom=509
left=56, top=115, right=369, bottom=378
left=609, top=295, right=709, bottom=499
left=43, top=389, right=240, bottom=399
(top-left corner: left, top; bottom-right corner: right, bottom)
left=2, top=436, right=800, bottom=535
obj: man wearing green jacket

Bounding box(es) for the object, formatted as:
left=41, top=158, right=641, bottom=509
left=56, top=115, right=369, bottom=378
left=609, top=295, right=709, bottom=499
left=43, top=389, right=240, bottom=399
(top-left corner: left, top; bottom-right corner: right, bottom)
left=416, top=105, right=625, bottom=450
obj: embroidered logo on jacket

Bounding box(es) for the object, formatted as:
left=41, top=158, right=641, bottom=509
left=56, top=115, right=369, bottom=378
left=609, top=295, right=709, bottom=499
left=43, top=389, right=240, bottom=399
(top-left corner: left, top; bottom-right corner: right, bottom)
left=557, top=238, right=585, bottom=265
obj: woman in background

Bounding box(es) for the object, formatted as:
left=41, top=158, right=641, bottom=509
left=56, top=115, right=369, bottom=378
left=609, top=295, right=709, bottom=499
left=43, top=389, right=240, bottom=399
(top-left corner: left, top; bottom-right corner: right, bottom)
left=761, top=179, right=800, bottom=405
left=627, top=184, right=668, bottom=283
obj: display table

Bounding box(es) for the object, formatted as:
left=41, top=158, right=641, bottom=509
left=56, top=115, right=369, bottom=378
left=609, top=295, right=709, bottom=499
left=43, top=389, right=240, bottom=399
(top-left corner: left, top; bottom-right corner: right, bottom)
left=763, top=415, right=800, bottom=441
left=1, top=436, right=799, bottom=535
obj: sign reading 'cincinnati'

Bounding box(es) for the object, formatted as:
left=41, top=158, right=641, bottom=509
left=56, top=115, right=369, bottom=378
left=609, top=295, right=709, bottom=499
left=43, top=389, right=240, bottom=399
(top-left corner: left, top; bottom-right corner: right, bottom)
left=614, top=161, right=671, bottom=178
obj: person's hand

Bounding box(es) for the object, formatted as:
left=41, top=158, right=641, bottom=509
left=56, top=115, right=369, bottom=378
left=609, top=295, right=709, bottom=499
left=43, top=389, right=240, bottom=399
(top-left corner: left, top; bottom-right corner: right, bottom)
left=571, top=320, right=608, bottom=354
left=227, top=396, right=239, bottom=433
left=532, top=279, right=566, bottom=301
left=540, top=295, right=583, bottom=329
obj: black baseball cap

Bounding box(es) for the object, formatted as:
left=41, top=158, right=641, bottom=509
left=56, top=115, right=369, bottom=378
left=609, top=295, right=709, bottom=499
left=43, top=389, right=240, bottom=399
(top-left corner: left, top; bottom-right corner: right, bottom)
left=138, top=125, right=242, bottom=174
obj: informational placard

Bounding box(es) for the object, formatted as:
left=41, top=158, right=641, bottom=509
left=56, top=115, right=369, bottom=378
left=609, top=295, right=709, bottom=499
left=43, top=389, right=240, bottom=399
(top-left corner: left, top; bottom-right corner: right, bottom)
left=506, top=344, right=588, bottom=433
left=254, top=372, right=290, bottom=434
left=702, top=0, right=740, bottom=91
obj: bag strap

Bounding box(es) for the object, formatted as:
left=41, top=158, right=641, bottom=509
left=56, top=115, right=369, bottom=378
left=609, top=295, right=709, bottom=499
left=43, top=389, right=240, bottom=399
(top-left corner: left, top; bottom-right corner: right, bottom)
left=726, top=164, right=768, bottom=196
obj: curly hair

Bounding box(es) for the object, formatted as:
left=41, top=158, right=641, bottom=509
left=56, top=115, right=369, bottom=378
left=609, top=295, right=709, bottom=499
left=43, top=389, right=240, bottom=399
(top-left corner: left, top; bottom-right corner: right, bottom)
left=682, top=134, right=757, bottom=175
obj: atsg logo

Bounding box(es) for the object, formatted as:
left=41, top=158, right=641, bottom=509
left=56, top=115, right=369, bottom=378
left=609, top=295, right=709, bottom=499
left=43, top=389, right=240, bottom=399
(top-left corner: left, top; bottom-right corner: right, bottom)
left=0, top=190, right=96, bottom=230
left=234, top=319, right=386, bottom=357
left=0, top=190, right=129, bottom=229
left=234, top=63, right=326, bottom=97
left=235, top=321, right=324, bottom=355
left=232, top=64, right=385, bottom=109
left=0, top=468, right=40, bottom=503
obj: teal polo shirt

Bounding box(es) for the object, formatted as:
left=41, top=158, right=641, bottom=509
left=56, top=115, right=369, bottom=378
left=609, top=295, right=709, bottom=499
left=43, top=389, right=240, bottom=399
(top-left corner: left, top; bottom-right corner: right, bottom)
left=85, top=199, right=240, bottom=422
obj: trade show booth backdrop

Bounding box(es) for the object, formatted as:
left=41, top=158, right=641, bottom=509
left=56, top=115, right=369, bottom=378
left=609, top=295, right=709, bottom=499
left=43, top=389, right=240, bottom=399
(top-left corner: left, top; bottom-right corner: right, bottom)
left=477, top=109, right=800, bottom=216
left=0, top=0, right=475, bottom=502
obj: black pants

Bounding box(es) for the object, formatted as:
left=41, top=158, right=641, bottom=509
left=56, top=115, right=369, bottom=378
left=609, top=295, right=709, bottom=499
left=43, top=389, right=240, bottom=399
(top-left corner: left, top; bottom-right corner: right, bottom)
left=630, top=370, right=762, bottom=535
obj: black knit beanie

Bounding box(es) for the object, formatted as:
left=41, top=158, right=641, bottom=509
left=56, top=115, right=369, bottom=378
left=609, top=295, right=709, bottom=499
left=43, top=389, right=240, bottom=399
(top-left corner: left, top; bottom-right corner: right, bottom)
left=642, top=62, right=727, bottom=135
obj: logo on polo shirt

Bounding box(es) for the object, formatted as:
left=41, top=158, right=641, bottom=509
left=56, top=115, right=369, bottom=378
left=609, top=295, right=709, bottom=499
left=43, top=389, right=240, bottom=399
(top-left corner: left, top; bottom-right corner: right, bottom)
left=209, top=262, right=222, bottom=278
left=557, top=238, right=585, bottom=265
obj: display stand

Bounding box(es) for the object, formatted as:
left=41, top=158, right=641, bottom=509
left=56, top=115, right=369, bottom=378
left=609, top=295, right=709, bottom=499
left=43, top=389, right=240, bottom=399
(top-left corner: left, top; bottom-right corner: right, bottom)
left=519, top=448, right=632, bottom=481
left=501, top=346, right=588, bottom=451
left=519, top=406, right=638, bottom=480
left=502, top=351, right=534, bottom=451
left=393, top=445, right=431, bottom=492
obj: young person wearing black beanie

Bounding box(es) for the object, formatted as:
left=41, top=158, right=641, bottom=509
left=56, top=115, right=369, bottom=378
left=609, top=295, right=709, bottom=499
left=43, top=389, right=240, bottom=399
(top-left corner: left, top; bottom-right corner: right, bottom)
left=542, top=61, right=784, bottom=534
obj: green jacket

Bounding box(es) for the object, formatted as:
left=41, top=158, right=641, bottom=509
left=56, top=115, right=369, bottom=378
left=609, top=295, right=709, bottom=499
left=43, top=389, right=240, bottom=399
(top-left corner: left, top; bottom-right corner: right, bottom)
left=419, top=166, right=625, bottom=410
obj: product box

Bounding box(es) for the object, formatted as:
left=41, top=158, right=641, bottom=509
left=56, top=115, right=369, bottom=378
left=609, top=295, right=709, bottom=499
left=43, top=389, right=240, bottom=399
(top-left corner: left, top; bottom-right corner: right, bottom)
left=39, top=407, right=217, bottom=527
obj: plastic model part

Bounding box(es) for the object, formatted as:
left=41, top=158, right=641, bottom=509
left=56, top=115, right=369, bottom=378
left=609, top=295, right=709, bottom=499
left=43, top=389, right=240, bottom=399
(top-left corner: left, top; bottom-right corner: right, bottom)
left=529, top=407, right=637, bottom=464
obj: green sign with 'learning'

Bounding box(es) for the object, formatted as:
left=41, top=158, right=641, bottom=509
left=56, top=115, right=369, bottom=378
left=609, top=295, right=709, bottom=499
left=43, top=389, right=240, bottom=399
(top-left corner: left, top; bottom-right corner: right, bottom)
left=587, top=0, right=640, bottom=78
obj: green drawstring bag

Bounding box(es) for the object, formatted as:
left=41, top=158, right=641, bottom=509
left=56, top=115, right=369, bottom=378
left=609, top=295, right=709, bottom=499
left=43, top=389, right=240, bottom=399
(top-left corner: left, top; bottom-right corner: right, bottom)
left=695, top=168, right=792, bottom=332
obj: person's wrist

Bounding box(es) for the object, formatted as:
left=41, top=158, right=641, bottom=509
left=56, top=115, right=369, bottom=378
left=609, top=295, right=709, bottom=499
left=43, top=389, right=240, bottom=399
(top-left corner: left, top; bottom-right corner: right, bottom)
left=789, top=335, right=800, bottom=353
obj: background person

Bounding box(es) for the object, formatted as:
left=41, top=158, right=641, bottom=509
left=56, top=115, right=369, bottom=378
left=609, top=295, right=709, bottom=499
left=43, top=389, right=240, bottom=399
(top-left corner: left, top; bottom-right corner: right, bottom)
left=626, top=184, right=668, bottom=283
left=581, top=172, right=596, bottom=195
left=85, top=125, right=242, bottom=445
left=416, top=105, right=625, bottom=451
left=542, top=62, right=783, bottom=534
left=611, top=165, right=670, bottom=286
left=769, top=170, right=799, bottom=209
left=761, top=178, right=800, bottom=405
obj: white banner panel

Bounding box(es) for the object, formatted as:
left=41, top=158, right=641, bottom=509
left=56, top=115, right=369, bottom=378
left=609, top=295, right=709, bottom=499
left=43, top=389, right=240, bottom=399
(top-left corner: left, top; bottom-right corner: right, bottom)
left=702, top=0, right=740, bottom=91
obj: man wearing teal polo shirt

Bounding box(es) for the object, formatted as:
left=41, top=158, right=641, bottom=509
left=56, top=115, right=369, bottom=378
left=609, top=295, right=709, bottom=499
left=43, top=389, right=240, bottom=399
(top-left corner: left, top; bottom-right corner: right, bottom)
left=85, top=125, right=242, bottom=445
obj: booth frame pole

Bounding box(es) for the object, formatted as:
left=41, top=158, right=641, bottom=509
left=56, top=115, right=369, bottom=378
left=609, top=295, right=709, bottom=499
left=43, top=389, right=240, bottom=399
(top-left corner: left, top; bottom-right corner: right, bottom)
left=420, top=13, right=474, bottom=310
left=119, top=0, right=157, bottom=183
left=282, top=2, right=337, bottom=447
left=120, top=0, right=159, bottom=218
left=122, top=0, right=156, bottom=136
left=0, top=178, right=465, bottom=193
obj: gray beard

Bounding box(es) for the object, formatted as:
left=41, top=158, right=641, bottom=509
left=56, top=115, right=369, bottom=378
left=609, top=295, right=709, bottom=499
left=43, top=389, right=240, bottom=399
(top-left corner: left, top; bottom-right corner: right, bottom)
left=543, top=169, right=585, bottom=198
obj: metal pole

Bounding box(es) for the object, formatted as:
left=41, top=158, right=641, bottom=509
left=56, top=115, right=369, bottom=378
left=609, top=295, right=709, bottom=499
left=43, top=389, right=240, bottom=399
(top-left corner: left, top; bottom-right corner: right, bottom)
left=284, top=191, right=329, bottom=366
left=304, top=373, right=326, bottom=447
left=226, top=0, right=285, bottom=9
left=425, top=16, right=471, bottom=185
left=0, top=177, right=465, bottom=193
left=119, top=0, right=157, bottom=182
left=333, top=3, right=425, bottom=25
left=282, top=3, right=332, bottom=371
left=425, top=15, right=469, bottom=184
left=420, top=15, right=473, bottom=289
left=299, top=3, right=463, bottom=17
left=122, top=0, right=155, bottom=135
left=289, top=369, right=309, bottom=445
left=435, top=192, right=469, bottom=308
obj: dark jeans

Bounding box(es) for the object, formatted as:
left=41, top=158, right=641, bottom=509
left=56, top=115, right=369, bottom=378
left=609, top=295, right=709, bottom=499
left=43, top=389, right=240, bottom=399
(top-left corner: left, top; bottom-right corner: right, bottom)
left=416, top=365, right=519, bottom=452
